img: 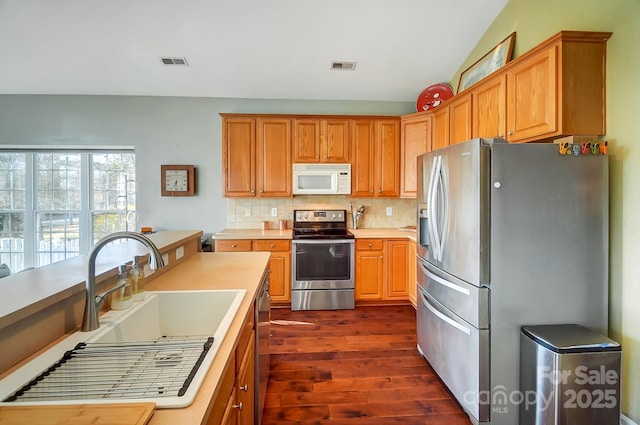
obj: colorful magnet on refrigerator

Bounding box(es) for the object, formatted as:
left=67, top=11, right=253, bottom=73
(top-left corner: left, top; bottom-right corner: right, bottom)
left=558, top=142, right=569, bottom=155
left=600, top=141, right=608, bottom=155
left=572, top=144, right=581, bottom=156
left=580, top=142, right=591, bottom=155
left=591, top=142, right=600, bottom=155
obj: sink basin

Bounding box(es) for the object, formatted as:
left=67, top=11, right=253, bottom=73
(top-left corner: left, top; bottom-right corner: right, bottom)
left=0, top=289, right=246, bottom=408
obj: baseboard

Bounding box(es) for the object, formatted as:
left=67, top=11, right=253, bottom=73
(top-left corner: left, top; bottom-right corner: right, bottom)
left=622, top=414, right=638, bottom=425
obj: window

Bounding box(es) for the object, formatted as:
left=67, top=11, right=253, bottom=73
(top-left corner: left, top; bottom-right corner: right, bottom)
left=0, top=150, right=135, bottom=273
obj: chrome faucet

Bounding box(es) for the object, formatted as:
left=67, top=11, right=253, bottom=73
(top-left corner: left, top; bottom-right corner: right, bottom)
left=81, top=231, right=165, bottom=332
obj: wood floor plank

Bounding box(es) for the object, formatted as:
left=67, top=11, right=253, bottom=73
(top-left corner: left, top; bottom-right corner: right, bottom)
left=263, top=306, right=472, bottom=425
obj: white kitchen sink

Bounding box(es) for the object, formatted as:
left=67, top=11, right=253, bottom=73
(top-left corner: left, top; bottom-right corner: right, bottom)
left=0, top=289, right=246, bottom=408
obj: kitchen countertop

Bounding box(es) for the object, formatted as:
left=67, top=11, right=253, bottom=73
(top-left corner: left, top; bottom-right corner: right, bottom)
left=143, top=251, right=270, bottom=425
left=0, top=230, right=203, bottom=330
left=214, top=228, right=416, bottom=242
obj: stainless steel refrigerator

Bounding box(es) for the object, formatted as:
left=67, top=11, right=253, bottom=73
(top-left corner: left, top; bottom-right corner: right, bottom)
left=415, top=138, right=609, bottom=425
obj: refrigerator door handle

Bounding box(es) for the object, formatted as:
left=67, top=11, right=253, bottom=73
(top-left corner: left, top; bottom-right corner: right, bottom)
left=427, top=156, right=440, bottom=261
left=438, top=157, right=449, bottom=261
left=419, top=261, right=470, bottom=296
left=430, top=155, right=443, bottom=261
left=421, top=291, right=471, bottom=336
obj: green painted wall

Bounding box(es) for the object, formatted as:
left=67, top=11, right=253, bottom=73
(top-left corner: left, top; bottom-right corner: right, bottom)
left=451, top=0, right=640, bottom=420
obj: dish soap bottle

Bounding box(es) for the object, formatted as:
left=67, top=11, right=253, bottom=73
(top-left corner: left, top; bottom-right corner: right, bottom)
left=130, top=255, right=146, bottom=302
left=111, top=264, right=133, bottom=310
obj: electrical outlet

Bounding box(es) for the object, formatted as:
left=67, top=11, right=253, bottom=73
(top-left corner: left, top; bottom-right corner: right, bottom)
left=386, top=206, right=393, bottom=216
left=175, top=246, right=184, bottom=260
left=162, top=253, right=169, bottom=266
left=271, top=207, right=278, bottom=217
left=245, top=207, right=251, bottom=217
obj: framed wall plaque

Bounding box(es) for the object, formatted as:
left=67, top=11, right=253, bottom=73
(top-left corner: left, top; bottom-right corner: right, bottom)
left=457, top=32, right=516, bottom=93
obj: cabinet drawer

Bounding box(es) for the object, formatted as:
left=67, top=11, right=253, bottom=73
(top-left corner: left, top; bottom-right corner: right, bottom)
left=253, top=239, right=291, bottom=252
left=216, top=239, right=252, bottom=252
left=356, top=239, right=384, bottom=251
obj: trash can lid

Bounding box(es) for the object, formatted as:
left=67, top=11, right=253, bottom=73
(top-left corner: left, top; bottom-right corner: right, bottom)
left=522, top=324, right=621, bottom=353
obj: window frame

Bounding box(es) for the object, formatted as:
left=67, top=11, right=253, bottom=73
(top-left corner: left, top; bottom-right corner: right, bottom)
left=0, top=146, right=135, bottom=272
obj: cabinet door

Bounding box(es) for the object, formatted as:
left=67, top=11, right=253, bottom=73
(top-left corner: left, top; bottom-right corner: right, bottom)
left=472, top=74, right=506, bottom=139
left=507, top=46, right=557, bottom=142
left=268, top=252, right=291, bottom=303
left=351, top=119, right=376, bottom=197
left=256, top=118, right=292, bottom=197
left=223, top=118, right=255, bottom=197
left=408, top=240, right=417, bottom=308
left=400, top=114, right=432, bottom=198
left=386, top=240, right=409, bottom=299
left=355, top=239, right=385, bottom=300
left=322, top=119, right=350, bottom=162
left=236, top=332, right=255, bottom=425
left=432, top=107, right=449, bottom=150
left=449, top=94, right=472, bottom=145
left=292, top=119, right=321, bottom=162
left=376, top=119, right=400, bottom=197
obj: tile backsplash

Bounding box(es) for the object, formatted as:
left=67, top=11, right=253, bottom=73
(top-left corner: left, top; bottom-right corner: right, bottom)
left=226, top=196, right=417, bottom=230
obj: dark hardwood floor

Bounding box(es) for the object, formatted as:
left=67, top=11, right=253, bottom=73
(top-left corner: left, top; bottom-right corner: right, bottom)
left=262, top=306, right=472, bottom=425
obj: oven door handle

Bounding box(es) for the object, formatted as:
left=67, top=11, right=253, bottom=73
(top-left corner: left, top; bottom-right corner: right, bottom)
left=292, top=239, right=355, bottom=244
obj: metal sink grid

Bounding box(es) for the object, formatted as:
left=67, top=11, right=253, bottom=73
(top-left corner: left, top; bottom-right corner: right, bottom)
left=4, top=335, right=214, bottom=402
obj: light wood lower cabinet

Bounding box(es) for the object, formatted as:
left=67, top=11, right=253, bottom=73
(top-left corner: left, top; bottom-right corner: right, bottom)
left=215, top=239, right=291, bottom=305
left=207, top=309, right=255, bottom=425
left=355, top=239, right=410, bottom=302
left=408, top=240, right=417, bottom=308
left=386, top=240, right=409, bottom=299
left=355, top=239, right=385, bottom=300
left=253, top=240, right=291, bottom=304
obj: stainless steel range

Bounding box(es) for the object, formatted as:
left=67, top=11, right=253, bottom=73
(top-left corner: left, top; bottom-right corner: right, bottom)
left=291, top=209, right=355, bottom=311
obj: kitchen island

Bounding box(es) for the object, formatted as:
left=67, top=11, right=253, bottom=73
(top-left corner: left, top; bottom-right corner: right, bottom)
left=143, top=251, right=269, bottom=425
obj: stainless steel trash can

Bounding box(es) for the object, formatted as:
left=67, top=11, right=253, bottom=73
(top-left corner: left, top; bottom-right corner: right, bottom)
left=520, top=324, right=621, bottom=425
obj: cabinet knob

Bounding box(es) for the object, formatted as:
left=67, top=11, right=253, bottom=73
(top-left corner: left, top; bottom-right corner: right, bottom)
left=370, top=190, right=374, bottom=193
left=507, top=131, right=513, bottom=136
left=378, top=190, right=382, bottom=194
left=379, top=256, right=383, bottom=259
left=231, top=244, right=237, bottom=248
left=251, top=190, right=255, bottom=194
left=260, top=189, right=264, bottom=193
left=233, top=402, right=243, bottom=410
left=368, top=243, right=373, bottom=247
left=240, top=384, right=249, bottom=392
left=324, top=155, right=327, bottom=158
left=270, top=244, right=275, bottom=248
left=498, top=134, right=504, bottom=138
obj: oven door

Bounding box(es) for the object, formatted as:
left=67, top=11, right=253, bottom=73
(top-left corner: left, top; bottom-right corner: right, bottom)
left=292, top=239, right=354, bottom=289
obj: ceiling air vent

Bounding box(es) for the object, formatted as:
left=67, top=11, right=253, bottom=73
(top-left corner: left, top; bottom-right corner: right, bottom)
left=330, top=61, right=357, bottom=71
left=160, top=57, right=189, bottom=66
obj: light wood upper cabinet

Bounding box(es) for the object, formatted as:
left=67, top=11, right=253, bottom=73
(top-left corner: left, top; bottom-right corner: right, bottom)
left=502, top=31, right=609, bottom=143
left=293, top=119, right=350, bottom=163
left=223, top=118, right=255, bottom=197
left=256, top=118, right=292, bottom=197
left=400, top=113, right=432, bottom=198
left=448, top=93, right=472, bottom=145
left=351, top=119, right=376, bottom=197
left=351, top=118, right=399, bottom=198
left=472, top=74, right=507, bottom=139
left=506, top=46, right=557, bottom=142
left=376, top=119, right=401, bottom=197
left=432, top=107, right=449, bottom=150
left=222, top=116, right=291, bottom=197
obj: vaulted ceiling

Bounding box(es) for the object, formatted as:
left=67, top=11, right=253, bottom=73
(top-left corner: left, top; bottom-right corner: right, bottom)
left=0, top=0, right=508, bottom=102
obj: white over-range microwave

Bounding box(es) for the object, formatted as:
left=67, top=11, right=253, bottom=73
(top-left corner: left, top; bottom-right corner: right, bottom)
left=292, top=163, right=351, bottom=195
